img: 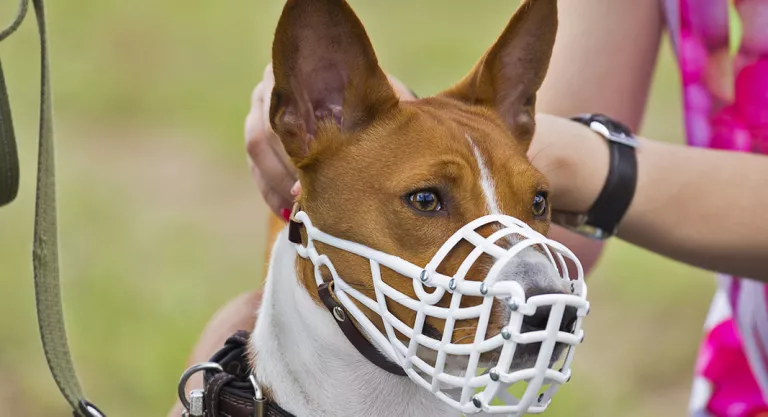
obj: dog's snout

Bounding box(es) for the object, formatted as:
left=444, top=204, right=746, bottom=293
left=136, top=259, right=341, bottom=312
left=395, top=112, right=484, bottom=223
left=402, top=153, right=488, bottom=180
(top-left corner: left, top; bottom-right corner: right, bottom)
left=496, top=247, right=569, bottom=294
left=562, top=306, right=578, bottom=332
left=494, top=245, right=578, bottom=333
left=521, top=304, right=578, bottom=333
left=522, top=305, right=551, bottom=330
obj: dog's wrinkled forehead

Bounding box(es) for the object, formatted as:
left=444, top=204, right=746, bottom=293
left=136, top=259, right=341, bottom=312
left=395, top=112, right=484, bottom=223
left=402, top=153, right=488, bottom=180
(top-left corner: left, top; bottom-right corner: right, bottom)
left=298, top=98, right=548, bottom=241
left=360, top=98, right=542, bottom=204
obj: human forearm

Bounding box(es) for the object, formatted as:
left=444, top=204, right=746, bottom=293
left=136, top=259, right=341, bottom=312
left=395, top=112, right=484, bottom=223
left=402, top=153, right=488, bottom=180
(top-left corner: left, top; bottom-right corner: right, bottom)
left=623, top=138, right=768, bottom=280
left=538, top=0, right=663, bottom=131
left=535, top=0, right=663, bottom=270
left=535, top=114, right=768, bottom=281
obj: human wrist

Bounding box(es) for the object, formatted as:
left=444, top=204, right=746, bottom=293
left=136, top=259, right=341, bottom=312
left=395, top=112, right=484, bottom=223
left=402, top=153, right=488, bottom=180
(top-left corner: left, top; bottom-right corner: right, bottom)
left=531, top=114, right=611, bottom=213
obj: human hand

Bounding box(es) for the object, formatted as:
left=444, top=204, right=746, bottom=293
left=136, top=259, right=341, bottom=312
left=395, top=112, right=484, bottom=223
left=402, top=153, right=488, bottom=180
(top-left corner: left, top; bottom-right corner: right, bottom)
left=527, top=113, right=610, bottom=216
left=245, top=64, right=299, bottom=219
left=245, top=63, right=417, bottom=218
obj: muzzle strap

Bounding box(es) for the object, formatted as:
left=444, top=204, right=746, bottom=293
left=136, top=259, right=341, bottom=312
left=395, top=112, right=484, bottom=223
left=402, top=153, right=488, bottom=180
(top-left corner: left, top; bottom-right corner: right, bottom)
left=287, top=203, right=303, bottom=244
left=317, top=282, right=407, bottom=376
left=291, top=204, right=406, bottom=376
left=288, top=219, right=302, bottom=244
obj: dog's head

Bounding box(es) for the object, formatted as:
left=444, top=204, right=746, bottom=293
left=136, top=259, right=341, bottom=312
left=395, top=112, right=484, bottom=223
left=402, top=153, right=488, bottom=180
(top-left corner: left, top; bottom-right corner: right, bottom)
left=270, top=0, right=586, bottom=413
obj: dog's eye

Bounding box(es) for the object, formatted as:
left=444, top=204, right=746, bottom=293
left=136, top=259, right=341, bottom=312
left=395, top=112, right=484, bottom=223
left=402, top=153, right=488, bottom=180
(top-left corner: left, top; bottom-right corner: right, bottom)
left=407, top=190, right=442, bottom=212
left=532, top=192, right=548, bottom=218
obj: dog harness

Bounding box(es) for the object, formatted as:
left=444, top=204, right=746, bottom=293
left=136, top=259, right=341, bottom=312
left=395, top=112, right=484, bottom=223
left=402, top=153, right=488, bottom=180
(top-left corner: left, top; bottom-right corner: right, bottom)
left=178, top=331, right=296, bottom=417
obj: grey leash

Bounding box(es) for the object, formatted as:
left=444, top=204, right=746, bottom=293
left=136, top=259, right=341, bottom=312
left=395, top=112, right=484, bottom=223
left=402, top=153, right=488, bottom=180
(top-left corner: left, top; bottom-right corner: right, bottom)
left=0, top=1, right=104, bottom=415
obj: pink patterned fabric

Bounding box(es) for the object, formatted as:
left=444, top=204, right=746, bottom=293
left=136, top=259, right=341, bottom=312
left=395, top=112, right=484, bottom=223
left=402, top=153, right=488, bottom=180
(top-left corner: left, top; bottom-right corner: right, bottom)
left=664, top=1, right=768, bottom=416
left=695, top=318, right=768, bottom=416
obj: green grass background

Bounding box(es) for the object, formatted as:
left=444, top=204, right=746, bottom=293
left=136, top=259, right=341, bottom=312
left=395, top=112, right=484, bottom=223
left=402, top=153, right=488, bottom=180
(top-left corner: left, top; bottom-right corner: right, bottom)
left=0, top=1, right=715, bottom=416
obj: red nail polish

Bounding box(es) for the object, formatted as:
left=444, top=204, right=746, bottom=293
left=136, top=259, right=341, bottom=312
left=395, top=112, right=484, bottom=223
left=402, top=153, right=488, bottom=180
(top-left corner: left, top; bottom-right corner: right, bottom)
left=280, top=208, right=291, bottom=222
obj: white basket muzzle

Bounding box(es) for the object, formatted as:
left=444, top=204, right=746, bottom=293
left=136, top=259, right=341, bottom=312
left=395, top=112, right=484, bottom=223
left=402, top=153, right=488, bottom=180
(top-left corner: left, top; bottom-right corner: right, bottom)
left=292, top=211, right=589, bottom=416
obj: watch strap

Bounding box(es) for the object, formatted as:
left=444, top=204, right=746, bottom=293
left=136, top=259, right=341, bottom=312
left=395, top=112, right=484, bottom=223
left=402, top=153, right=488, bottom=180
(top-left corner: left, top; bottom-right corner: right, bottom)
left=585, top=140, right=637, bottom=236
left=569, top=114, right=638, bottom=238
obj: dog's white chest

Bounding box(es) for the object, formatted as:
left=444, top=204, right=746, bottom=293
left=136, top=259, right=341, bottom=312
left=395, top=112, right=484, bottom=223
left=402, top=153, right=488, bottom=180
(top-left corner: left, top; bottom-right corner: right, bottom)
left=250, top=230, right=457, bottom=417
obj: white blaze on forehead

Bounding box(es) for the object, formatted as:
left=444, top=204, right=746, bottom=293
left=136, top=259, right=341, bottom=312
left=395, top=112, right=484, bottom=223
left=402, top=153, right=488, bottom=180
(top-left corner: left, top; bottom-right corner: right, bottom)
left=465, top=134, right=501, bottom=215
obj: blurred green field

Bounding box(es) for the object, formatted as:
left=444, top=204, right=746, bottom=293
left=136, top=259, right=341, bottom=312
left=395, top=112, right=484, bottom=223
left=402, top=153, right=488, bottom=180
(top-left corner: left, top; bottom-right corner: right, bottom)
left=0, top=1, right=715, bottom=416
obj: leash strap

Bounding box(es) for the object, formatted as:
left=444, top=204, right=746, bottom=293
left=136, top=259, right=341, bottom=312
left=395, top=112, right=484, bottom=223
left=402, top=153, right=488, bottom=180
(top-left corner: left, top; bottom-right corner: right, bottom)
left=0, top=0, right=27, bottom=207
left=0, top=1, right=103, bottom=416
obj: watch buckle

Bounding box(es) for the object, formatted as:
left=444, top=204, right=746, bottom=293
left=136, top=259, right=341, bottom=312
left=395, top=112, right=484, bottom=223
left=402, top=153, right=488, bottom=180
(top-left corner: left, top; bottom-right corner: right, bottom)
left=588, top=121, right=639, bottom=148
left=552, top=211, right=614, bottom=240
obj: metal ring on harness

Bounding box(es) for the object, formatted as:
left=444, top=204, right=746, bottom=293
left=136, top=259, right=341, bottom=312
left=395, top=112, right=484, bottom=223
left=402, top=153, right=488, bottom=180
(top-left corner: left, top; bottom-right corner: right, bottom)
left=178, top=362, right=223, bottom=411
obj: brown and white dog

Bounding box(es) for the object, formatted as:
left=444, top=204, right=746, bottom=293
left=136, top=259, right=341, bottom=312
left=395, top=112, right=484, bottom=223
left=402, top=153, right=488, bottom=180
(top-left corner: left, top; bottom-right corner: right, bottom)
left=204, top=0, right=587, bottom=416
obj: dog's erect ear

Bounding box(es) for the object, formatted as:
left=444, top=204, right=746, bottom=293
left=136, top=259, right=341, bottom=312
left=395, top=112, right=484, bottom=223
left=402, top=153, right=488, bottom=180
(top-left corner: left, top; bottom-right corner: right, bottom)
left=439, top=0, right=557, bottom=150
left=270, top=0, right=399, bottom=163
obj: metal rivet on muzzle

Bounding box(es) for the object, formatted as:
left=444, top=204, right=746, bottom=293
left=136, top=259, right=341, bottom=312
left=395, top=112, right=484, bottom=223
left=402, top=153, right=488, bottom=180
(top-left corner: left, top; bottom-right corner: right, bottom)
left=471, top=396, right=482, bottom=408
left=479, top=283, right=488, bottom=295
left=508, top=300, right=519, bottom=311
left=448, top=279, right=457, bottom=290
left=420, top=269, right=429, bottom=282
left=501, top=328, right=511, bottom=340
left=538, top=393, right=545, bottom=403
left=332, top=306, right=346, bottom=322
left=489, top=368, right=499, bottom=381
left=570, top=282, right=575, bottom=293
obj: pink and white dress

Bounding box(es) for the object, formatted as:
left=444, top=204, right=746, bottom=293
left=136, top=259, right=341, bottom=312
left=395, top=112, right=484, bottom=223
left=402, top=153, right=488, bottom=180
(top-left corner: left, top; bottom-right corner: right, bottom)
left=663, top=1, right=768, bottom=416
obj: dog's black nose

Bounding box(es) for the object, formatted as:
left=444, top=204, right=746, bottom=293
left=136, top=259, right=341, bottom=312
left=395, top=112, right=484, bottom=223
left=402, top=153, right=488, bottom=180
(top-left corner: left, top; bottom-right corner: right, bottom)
left=522, top=305, right=578, bottom=333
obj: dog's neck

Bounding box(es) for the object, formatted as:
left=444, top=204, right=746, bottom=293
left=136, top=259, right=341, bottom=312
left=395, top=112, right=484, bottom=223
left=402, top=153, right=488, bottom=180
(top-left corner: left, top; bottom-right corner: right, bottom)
left=251, top=229, right=458, bottom=417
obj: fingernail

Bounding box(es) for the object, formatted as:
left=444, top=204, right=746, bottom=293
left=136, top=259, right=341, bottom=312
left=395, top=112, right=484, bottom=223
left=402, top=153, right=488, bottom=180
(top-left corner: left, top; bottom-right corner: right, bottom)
left=280, top=208, right=291, bottom=222
left=290, top=182, right=301, bottom=196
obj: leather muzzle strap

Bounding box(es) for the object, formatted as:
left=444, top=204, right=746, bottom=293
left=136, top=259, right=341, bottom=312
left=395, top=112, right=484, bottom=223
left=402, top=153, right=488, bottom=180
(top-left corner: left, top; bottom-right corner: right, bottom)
left=288, top=216, right=303, bottom=245
left=288, top=211, right=406, bottom=377
left=317, top=282, right=407, bottom=376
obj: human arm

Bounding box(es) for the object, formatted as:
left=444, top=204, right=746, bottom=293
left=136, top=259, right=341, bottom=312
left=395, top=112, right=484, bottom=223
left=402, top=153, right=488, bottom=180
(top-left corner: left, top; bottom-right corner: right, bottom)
left=532, top=113, right=768, bottom=282
left=533, top=0, right=664, bottom=269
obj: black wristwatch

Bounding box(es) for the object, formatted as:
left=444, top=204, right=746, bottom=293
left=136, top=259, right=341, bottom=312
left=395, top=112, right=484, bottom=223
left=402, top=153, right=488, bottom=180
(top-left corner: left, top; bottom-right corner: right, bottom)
left=560, top=114, right=639, bottom=240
